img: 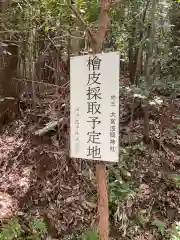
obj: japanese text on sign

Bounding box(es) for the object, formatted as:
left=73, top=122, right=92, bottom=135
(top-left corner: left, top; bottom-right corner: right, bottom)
left=86, top=56, right=102, bottom=159
left=70, top=52, right=120, bottom=162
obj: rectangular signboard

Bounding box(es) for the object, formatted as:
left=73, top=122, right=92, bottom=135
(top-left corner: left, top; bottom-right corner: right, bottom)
left=70, top=52, right=119, bottom=162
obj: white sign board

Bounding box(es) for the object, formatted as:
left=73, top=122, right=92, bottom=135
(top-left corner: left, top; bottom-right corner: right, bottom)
left=70, top=52, right=119, bottom=162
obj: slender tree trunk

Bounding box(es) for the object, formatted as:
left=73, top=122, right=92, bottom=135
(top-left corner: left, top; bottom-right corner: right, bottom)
left=0, top=43, right=19, bottom=124
left=68, top=1, right=126, bottom=239
left=143, top=0, right=157, bottom=143
left=134, top=0, right=150, bottom=85
left=128, top=23, right=137, bottom=84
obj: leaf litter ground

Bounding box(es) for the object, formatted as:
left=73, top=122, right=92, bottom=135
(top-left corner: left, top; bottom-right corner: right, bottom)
left=0, top=81, right=180, bottom=239
left=0, top=86, right=97, bottom=239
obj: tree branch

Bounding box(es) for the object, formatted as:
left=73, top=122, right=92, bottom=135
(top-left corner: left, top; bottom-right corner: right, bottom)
left=95, top=0, right=111, bottom=52
left=67, top=1, right=97, bottom=45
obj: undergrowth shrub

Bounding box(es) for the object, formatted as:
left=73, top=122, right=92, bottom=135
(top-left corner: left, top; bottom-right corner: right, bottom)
left=79, top=229, right=98, bottom=240
left=0, top=217, right=47, bottom=240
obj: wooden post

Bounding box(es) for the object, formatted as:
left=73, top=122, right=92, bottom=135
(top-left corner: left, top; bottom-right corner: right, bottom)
left=68, top=1, right=126, bottom=239
left=95, top=163, right=109, bottom=239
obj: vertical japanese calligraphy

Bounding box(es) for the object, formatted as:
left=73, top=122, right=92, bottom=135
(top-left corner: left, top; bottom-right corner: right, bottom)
left=75, top=107, right=80, bottom=154
left=70, top=52, right=120, bottom=162
left=86, top=56, right=102, bottom=159
left=110, top=111, right=116, bottom=152
left=110, top=95, right=117, bottom=152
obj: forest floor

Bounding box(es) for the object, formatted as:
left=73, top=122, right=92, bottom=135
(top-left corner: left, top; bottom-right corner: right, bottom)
left=0, top=80, right=180, bottom=240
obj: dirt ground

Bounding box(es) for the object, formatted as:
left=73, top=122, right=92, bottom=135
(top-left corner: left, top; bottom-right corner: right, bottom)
left=0, top=81, right=180, bottom=239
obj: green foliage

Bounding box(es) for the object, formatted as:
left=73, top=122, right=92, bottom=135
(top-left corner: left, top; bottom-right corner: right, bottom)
left=27, top=219, right=48, bottom=240
left=134, top=81, right=150, bottom=98
left=0, top=218, right=47, bottom=240
left=120, top=144, right=147, bottom=163
left=74, top=0, right=100, bottom=24
left=152, top=219, right=166, bottom=236
left=108, top=167, right=133, bottom=218
left=0, top=219, right=22, bottom=240
left=135, top=210, right=147, bottom=229
left=168, top=174, right=180, bottom=188
left=79, top=229, right=98, bottom=240
left=109, top=181, right=132, bottom=204
left=169, top=222, right=180, bottom=240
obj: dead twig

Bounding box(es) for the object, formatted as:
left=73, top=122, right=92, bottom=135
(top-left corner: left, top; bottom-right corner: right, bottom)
left=34, top=117, right=68, bottom=136
left=67, top=1, right=97, bottom=46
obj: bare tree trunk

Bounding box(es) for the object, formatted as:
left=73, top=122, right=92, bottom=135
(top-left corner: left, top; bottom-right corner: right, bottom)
left=27, top=6, right=38, bottom=108
left=128, top=22, right=137, bottom=84
left=0, top=43, right=19, bottom=124
left=143, top=101, right=150, bottom=143
left=143, top=0, right=157, bottom=143
left=70, top=28, right=82, bottom=55
left=134, top=0, right=150, bottom=84
left=68, top=1, right=126, bottom=239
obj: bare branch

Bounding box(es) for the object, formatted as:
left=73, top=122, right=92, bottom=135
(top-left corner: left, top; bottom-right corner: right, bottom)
left=35, top=118, right=68, bottom=136
left=67, top=1, right=97, bottom=45
left=95, top=0, right=111, bottom=52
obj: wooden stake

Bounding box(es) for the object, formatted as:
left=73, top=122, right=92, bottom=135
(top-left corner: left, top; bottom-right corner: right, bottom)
left=92, top=2, right=111, bottom=238
left=68, top=1, right=126, bottom=239
left=96, top=163, right=109, bottom=240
